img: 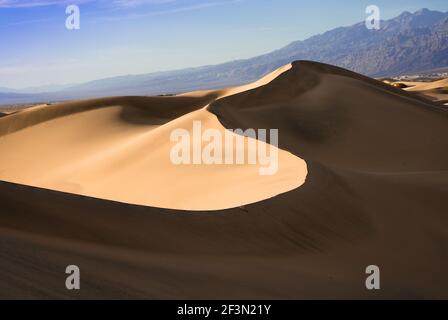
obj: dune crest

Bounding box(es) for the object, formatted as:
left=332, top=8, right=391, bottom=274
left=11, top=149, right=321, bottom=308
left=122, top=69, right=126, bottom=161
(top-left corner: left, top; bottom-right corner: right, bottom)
left=0, top=66, right=306, bottom=211
left=209, top=61, right=448, bottom=171
left=180, top=63, right=292, bottom=98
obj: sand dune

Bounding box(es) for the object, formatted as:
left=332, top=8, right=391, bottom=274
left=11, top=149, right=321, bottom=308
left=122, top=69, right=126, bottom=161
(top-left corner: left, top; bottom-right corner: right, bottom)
left=391, top=78, right=448, bottom=103
left=400, top=78, right=448, bottom=91
left=0, top=61, right=447, bottom=299
left=180, top=63, right=293, bottom=99
left=0, top=66, right=306, bottom=210
left=210, top=62, right=448, bottom=171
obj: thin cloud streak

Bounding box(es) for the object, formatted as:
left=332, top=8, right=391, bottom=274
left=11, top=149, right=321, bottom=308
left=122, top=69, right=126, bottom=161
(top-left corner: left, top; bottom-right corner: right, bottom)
left=0, top=0, right=205, bottom=9
left=96, top=0, right=244, bottom=22
left=0, top=0, right=90, bottom=8
left=111, top=0, right=176, bottom=8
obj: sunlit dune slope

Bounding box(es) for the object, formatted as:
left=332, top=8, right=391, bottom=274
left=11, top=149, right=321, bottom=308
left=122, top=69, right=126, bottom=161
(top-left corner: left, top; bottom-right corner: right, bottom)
left=392, top=78, right=448, bottom=103
left=0, top=66, right=306, bottom=211
left=400, top=78, right=448, bottom=92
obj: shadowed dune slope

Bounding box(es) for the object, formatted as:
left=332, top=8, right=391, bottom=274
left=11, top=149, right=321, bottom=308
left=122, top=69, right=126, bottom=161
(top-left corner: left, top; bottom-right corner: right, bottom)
left=209, top=61, right=448, bottom=171
left=0, top=61, right=447, bottom=298
left=1, top=163, right=447, bottom=299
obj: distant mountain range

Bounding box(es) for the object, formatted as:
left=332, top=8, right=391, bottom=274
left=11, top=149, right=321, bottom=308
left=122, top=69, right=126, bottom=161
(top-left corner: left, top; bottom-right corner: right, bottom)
left=1, top=8, right=447, bottom=105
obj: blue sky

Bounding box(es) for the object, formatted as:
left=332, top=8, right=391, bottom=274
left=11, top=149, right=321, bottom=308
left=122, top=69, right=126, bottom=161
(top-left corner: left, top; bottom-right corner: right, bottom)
left=0, top=0, right=446, bottom=88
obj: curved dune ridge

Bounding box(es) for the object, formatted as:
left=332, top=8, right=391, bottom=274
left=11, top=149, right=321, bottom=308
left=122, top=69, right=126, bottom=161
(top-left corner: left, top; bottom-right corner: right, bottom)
left=392, top=78, right=448, bottom=103
left=399, top=78, right=448, bottom=92
left=0, top=64, right=307, bottom=211
left=0, top=61, right=448, bottom=299
left=210, top=61, right=448, bottom=171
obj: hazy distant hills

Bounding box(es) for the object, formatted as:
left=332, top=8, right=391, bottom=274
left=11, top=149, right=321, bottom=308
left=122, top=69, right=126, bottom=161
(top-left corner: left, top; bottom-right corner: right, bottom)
left=1, top=8, right=447, bottom=105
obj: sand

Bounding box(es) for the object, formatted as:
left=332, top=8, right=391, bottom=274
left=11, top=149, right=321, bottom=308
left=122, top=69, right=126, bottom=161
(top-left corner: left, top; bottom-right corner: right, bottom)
left=392, top=78, right=448, bottom=103
left=400, top=78, right=448, bottom=91
left=0, top=61, right=447, bottom=299
left=180, top=63, right=293, bottom=99
left=0, top=66, right=306, bottom=211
